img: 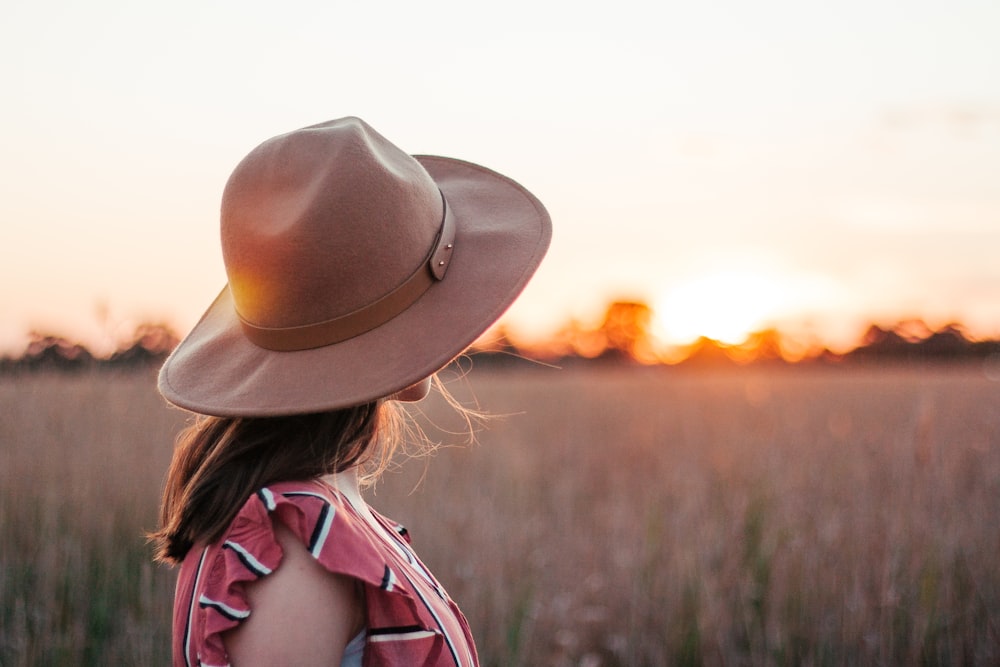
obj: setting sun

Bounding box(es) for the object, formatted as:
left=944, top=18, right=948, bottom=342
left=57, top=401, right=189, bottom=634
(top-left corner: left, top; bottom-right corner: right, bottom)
left=653, top=270, right=792, bottom=346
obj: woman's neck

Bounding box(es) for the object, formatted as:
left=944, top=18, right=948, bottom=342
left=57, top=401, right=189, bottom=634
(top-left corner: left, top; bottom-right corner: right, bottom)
left=322, top=468, right=385, bottom=534
left=323, top=468, right=365, bottom=509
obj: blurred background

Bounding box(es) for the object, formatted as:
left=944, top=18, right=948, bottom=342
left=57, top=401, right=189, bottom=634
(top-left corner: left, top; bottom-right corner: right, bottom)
left=2, top=2, right=999, bottom=665
left=1, top=0, right=998, bottom=357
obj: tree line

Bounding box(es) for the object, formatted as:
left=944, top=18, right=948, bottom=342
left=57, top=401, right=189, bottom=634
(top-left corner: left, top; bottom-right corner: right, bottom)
left=473, top=302, right=1000, bottom=369
left=3, top=303, right=1000, bottom=373
left=0, top=324, right=179, bottom=374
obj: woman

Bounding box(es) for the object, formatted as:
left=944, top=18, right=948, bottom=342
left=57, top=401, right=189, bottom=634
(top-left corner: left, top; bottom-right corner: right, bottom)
left=151, top=117, right=551, bottom=666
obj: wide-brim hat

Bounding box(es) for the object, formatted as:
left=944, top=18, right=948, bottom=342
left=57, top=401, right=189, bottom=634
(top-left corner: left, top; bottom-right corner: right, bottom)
left=158, top=117, right=551, bottom=417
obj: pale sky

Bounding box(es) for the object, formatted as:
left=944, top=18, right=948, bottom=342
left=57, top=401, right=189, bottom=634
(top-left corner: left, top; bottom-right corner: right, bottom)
left=2, top=0, right=998, bottom=354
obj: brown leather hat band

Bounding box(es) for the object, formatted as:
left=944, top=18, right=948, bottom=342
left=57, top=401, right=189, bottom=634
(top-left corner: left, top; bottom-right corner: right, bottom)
left=238, top=193, right=456, bottom=351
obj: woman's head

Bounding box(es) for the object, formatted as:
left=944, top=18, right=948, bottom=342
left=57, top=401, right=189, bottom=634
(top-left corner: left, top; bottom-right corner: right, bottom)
left=158, top=117, right=551, bottom=418
left=152, top=118, right=549, bottom=562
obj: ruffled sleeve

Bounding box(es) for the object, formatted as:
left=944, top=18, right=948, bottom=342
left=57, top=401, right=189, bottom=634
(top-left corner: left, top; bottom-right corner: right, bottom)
left=187, top=480, right=417, bottom=666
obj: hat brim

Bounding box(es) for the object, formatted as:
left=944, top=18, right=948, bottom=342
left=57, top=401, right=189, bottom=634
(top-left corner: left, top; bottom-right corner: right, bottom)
left=158, top=155, right=552, bottom=417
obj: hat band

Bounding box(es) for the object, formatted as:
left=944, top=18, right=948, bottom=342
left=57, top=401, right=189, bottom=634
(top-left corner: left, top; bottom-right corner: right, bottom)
left=237, top=193, right=456, bottom=352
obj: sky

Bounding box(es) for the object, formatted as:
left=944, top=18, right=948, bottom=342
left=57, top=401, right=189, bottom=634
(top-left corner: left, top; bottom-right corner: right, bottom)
left=1, top=0, right=998, bottom=355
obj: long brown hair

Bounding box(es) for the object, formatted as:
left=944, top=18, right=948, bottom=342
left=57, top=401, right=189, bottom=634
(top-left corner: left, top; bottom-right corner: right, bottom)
left=150, top=401, right=395, bottom=564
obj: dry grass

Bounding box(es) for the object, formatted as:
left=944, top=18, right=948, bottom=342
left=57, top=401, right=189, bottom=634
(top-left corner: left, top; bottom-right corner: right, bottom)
left=0, top=369, right=182, bottom=665
left=2, top=364, right=999, bottom=665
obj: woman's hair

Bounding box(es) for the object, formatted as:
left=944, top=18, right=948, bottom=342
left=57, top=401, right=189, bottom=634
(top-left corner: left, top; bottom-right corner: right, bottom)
left=150, top=400, right=400, bottom=564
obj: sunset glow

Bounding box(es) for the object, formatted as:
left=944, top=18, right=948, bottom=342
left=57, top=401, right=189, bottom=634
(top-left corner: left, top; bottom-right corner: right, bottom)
left=1, top=1, right=999, bottom=355
left=653, top=271, right=793, bottom=346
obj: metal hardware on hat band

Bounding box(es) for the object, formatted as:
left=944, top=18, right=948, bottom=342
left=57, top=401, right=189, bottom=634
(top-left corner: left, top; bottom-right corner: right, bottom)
left=237, top=191, right=456, bottom=351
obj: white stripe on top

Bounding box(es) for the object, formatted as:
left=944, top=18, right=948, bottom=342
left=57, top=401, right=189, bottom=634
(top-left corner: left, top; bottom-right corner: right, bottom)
left=396, top=567, right=464, bottom=667
left=258, top=487, right=276, bottom=511
left=185, top=547, right=210, bottom=667
left=198, top=594, right=250, bottom=620
left=310, top=504, right=334, bottom=558
left=369, top=629, right=439, bottom=643
left=224, top=539, right=273, bottom=576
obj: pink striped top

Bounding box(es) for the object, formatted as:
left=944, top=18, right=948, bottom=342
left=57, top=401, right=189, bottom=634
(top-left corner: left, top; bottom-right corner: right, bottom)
left=172, top=479, right=479, bottom=667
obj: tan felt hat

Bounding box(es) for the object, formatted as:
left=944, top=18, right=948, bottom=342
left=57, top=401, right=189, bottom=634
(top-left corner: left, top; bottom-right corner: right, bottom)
left=158, top=117, right=551, bottom=417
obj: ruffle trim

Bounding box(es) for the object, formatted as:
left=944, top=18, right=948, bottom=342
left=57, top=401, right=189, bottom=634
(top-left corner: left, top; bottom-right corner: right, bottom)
left=195, top=480, right=416, bottom=665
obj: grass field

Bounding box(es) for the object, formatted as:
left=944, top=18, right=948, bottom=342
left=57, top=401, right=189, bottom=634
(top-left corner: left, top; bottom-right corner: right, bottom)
left=1, top=363, right=998, bottom=665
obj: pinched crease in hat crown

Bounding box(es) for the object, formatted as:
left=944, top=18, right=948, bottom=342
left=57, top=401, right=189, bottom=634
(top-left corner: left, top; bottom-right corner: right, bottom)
left=219, top=117, right=453, bottom=350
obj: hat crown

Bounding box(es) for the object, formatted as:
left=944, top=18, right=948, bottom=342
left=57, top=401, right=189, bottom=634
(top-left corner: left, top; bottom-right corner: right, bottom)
left=221, top=117, right=443, bottom=329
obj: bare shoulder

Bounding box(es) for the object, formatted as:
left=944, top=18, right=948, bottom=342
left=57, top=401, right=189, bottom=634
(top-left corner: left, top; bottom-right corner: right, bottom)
left=223, top=520, right=364, bottom=666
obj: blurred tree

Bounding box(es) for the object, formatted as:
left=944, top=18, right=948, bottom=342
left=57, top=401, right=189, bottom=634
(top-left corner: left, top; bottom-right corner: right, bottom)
left=597, top=300, right=658, bottom=363
left=107, top=323, right=180, bottom=368
left=17, top=333, right=95, bottom=372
